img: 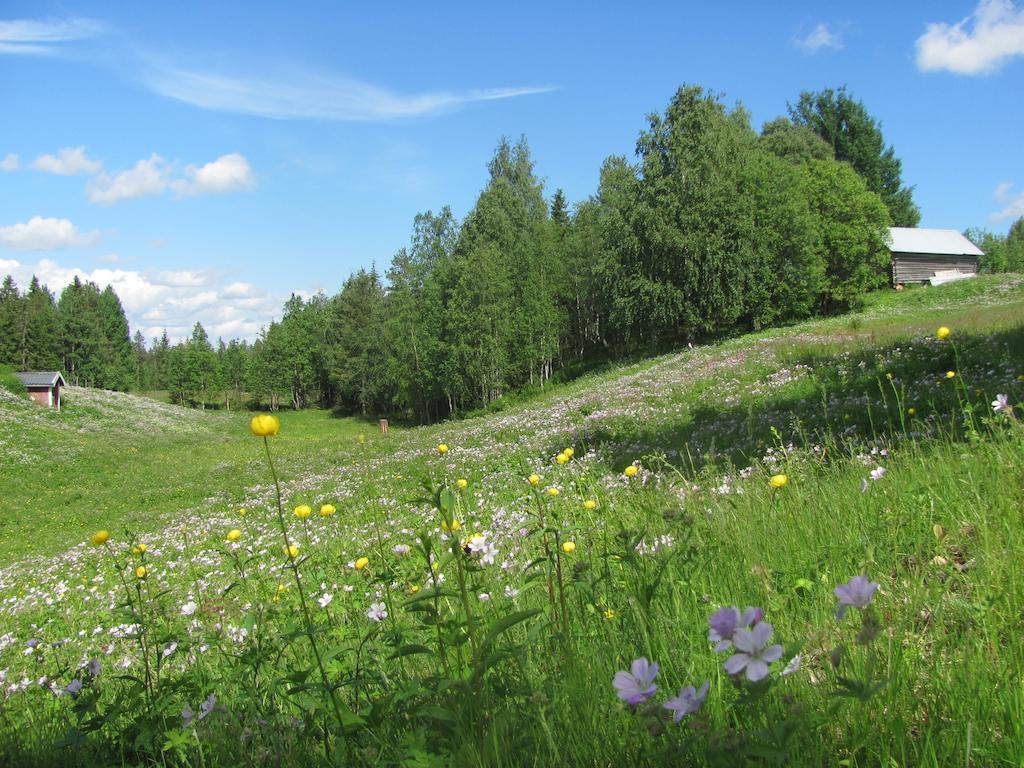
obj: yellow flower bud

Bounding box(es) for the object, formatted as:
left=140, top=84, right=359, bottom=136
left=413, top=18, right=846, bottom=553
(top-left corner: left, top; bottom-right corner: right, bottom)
left=226, top=529, right=242, bottom=542
left=319, top=504, right=336, bottom=516
left=564, top=447, right=575, bottom=458
left=132, top=543, right=148, bottom=555
left=547, top=487, right=560, bottom=497
left=946, top=371, right=956, bottom=379
left=239, top=507, right=247, bottom=517
left=624, top=465, right=639, bottom=478
left=770, top=474, right=788, bottom=489
left=135, top=566, right=147, bottom=579
left=562, top=541, right=576, bottom=554
left=89, top=530, right=109, bottom=547
left=603, top=608, right=616, bottom=620
left=555, top=452, right=569, bottom=465
left=528, top=474, right=541, bottom=485
left=355, top=556, right=370, bottom=570
left=284, top=544, right=299, bottom=559
left=907, top=407, right=916, bottom=416
left=293, top=504, right=312, bottom=519
left=250, top=414, right=280, bottom=437
left=584, top=499, right=597, bottom=510
left=456, top=478, right=468, bottom=489
left=936, top=326, right=951, bottom=340
left=437, top=443, right=449, bottom=454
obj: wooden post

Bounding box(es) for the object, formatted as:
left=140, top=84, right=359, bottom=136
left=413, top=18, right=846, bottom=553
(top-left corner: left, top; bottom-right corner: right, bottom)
left=379, top=419, right=389, bottom=435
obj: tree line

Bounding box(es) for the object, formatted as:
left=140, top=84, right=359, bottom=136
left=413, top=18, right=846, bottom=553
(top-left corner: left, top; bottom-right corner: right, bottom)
left=2, top=85, right=1020, bottom=420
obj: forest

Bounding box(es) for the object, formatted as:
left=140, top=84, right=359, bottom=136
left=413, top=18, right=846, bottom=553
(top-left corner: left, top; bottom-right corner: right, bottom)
left=2, top=85, right=1022, bottom=421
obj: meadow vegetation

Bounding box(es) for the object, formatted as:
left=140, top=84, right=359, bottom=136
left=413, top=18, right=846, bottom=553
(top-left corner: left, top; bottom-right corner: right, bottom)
left=0, top=276, right=1023, bottom=766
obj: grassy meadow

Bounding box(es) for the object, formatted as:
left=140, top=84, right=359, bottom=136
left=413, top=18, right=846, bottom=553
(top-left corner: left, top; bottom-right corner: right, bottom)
left=1, top=276, right=1023, bottom=766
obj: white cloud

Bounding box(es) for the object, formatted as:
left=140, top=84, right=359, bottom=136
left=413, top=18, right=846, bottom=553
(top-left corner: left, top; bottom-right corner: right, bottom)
left=0, top=17, right=103, bottom=55
left=87, top=153, right=170, bottom=204
left=0, top=256, right=283, bottom=343
left=794, top=23, right=844, bottom=53
left=98, top=253, right=122, bottom=263
left=87, top=152, right=255, bottom=203
left=0, top=216, right=101, bottom=250
left=916, top=0, right=1024, bottom=75
left=1, top=153, right=18, bottom=171
left=990, top=182, right=1024, bottom=221
left=142, top=63, right=557, bottom=122
left=172, top=153, right=254, bottom=196
left=32, top=146, right=102, bottom=175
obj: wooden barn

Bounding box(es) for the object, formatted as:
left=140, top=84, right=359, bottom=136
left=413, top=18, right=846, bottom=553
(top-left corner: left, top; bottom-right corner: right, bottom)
left=15, top=371, right=66, bottom=412
left=888, top=227, right=984, bottom=286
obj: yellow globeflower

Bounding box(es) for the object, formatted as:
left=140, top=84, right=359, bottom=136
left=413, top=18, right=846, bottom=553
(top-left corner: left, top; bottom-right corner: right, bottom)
left=226, top=529, right=242, bottom=542
left=250, top=414, right=280, bottom=437
left=89, top=530, right=109, bottom=547
left=562, top=541, right=576, bottom=554
left=239, top=507, right=247, bottom=517
left=284, top=544, right=299, bottom=559
left=946, top=371, right=956, bottom=379
left=528, top=474, right=541, bottom=485
left=355, top=556, right=370, bottom=570
left=132, top=543, right=148, bottom=555
left=564, top=447, right=575, bottom=458
left=584, top=499, right=597, bottom=510
left=456, top=478, right=468, bottom=489
left=907, top=407, right=916, bottom=416
left=603, top=608, right=616, bottom=620
left=937, top=326, right=951, bottom=340
left=624, top=465, right=639, bottom=478
left=547, top=487, right=560, bottom=497
left=410, top=584, right=420, bottom=594
left=555, top=452, right=569, bottom=465
left=135, top=566, right=147, bottom=579
left=770, top=474, right=788, bottom=489
left=437, top=443, right=449, bottom=454
left=319, top=504, right=336, bottom=516
left=293, top=504, right=312, bottom=519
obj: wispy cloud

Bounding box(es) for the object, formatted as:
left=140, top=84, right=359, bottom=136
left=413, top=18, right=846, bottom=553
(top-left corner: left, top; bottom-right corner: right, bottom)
left=916, top=0, right=1024, bottom=75
left=142, top=64, right=558, bottom=122
left=0, top=17, right=103, bottom=55
left=991, top=181, right=1024, bottom=221
left=88, top=152, right=255, bottom=204
left=32, top=146, right=102, bottom=175
left=1, top=154, right=18, bottom=171
left=794, top=23, right=844, bottom=53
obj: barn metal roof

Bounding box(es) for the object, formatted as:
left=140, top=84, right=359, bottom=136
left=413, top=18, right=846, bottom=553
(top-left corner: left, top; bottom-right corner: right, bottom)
left=14, top=371, right=66, bottom=388
left=888, top=227, right=984, bottom=257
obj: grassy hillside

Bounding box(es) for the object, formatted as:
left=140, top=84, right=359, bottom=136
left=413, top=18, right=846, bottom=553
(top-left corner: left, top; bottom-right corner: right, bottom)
left=0, top=276, right=1022, bottom=767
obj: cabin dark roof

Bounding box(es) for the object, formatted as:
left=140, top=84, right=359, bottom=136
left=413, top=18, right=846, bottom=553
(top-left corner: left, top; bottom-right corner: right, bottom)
left=14, top=371, right=66, bottom=388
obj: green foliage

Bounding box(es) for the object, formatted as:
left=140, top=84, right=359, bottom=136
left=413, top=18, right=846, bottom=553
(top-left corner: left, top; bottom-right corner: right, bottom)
left=0, top=364, right=27, bottom=398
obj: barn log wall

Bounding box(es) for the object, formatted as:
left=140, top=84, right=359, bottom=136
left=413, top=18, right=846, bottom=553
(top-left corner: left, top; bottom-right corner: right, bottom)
left=892, top=253, right=979, bottom=284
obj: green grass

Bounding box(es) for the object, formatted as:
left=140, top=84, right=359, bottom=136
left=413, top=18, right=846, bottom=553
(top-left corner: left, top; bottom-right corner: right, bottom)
left=0, top=275, right=1022, bottom=767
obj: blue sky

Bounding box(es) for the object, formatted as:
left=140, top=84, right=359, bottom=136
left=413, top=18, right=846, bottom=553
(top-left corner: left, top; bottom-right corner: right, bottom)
left=1, top=1, right=1022, bottom=342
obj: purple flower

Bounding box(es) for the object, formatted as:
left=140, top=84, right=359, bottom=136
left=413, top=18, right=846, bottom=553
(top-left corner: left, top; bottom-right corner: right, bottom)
left=993, top=394, right=1010, bottom=413
left=182, top=705, right=194, bottom=727
left=198, top=694, right=216, bottom=721
left=86, top=659, right=101, bottom=677
left=724, top=622, right=784, bottom=682
left=613, top=657, right=658, bottom=706
left=869, top=467, right=886, bottom=481
left=64, top=679, right=83, bottom=696
left=834, top=575, right=879, bottom=619
left=708, top=605, right=763, bottom=652
left=663, top=680, right=709, bottom=723
left=367, top=602, right=388, bottom=622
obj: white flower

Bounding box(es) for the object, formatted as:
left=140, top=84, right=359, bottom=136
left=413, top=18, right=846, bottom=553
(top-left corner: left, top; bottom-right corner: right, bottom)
left=869, top=467, right=886, bottom=481
left=392, top=544, right=411, bottom=556
left=781, top=654, right=802, bottom=677
left=161, top=641, right=178, bottom=659
left=181, top=601, right=197, bottom=616
left=367, top=602, right=388, bottom=622
left=478, top=592, right=491, bottom=601
left=504, top=585, right=520, bottom=599
left=993, top=393, right=1010, bottom=413
left=318, top=593, right=333, bottom=609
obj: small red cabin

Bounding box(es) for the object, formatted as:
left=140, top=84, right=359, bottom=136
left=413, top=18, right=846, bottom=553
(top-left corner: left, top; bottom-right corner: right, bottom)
left=14, top=371, right=66, bottom=411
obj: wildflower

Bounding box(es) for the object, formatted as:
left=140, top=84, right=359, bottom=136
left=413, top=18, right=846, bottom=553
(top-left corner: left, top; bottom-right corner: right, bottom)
left=869, top=467, right=886, bottom=481
left=86, top=659, right=101, bottom=677
left=182, top=705, right=194, bottom=727
left=367, top=602, right=388, bottom=622
left=162, top=642, right=178, bottom=659
left=409, top=585, right=420, bottom=594
left=834, top=575, right=880, bottom=619
left=724, top=622, right=784, bottom=682
left=318, top=593, right=333, bottom=609
left=562, top=541, right=576, bottom=554
left=239, top=507, right=247, bottom=517
left=907, top=407, right=916, bottom=416
left=250, top=414, right=279, bottom=437
left=584, top=499, right=597, bottom=510
left=708, top=606, right=763, bottom=652
left=504, top=585, right=520, bottom=598
left=945, top=370, right=956, bottom=380
left=547, top=487, right=560, bottom=497
left=603, top=608, right=616, bottom=620
left=319, top=504, right=336, bottom=516
left=613, top=657, right=658, bottom=706
left=89, top=530, right=109, bottom=547
left=132, top=543, right=148, bottom=555
left=555, top=452, right=569, bottom=465
left=437, top=443, right=449, bottom=454
left=441, top=519, right=462, bottom=532
left=992, top=394, right=1010, bottom=413
left=528, top=474, right=541, bottom=485
left=392, top=544, right=411, bottom=556
left=198, top=694, right=216, bottom=720
left=624, top=465, right=639, bottom=478
left=781, top=654, right=803, bottom=677
left=770, top=474, right=788, bottom=489
left=564, top=447, right=575, bottom=458
left=135, top=566, right=147, bottom=579
left=226, top=529, right=242, bottom=542
left=284, top=544, right=299, bottom=559
left=478, top=592, right=491, bottom=601
left=181, top=601, right=197, bottom=616
left=936, top=326, right=951, bottom=340
left=293, top=504, right=311, bottom=519
left=65, top=679, right=83, bottom=696
left=663, top=681, right=709, bottom=723
left=354, top=556, right=369, bottom=570
left=456, top=478, right=468, bottom=489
